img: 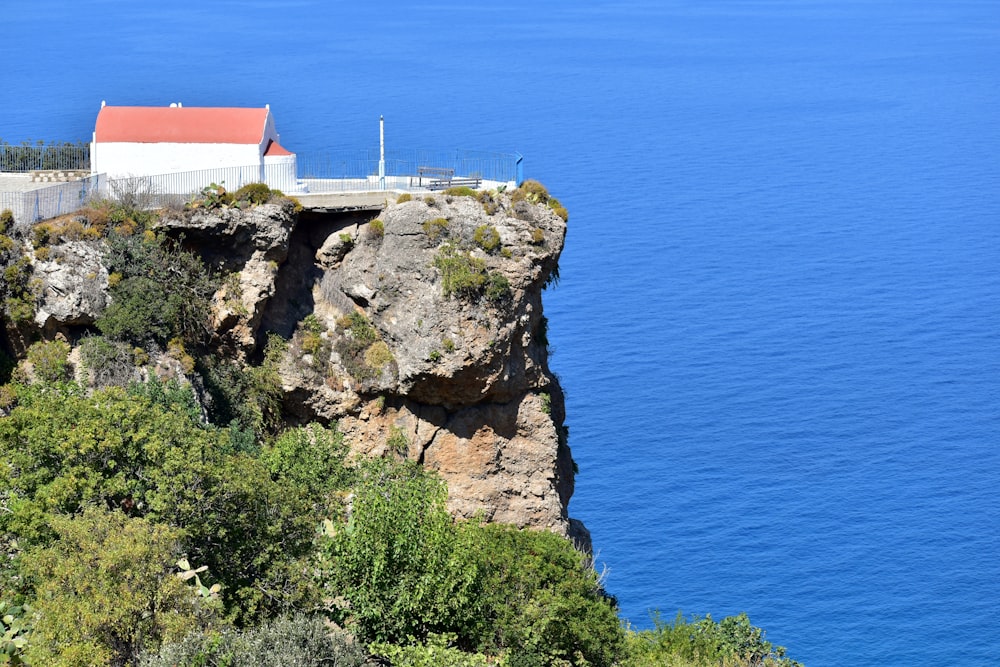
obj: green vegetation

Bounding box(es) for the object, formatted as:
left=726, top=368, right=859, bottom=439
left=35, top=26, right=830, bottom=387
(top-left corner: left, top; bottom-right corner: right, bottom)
left=0, top=367, right=799, bottom=666
left=433, top=242, right=487, bottom=299
left=0, top=209, right=15, bottom=234
left=368, top=217, right=385, bottom=239
left=97, top=231, right=215, bottom=346
left=432, top=242, right=511, bottom=304
left=232, top=182, right=273, bottom=205
left=422, top=216, right=450, bottom=242
left=0, top=221, right=36, bottom=323
left=397, top=193, right=413, bottom=204
left=443, top=186, right=477, bottom=197
left=335, top=311, right=394, bottom=383
left=141, top=615, right=366, bottom=667
left=620, top=612, right=801, bottom=667
left=473, top=224, right=501, bottom=253
left=24, top=340, right=71, bottom=384
left=517, top=179, right=550, bottom=204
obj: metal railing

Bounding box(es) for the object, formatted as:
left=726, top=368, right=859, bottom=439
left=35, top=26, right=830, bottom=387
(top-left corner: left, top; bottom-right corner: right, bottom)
left=299, top=149, right=523, bottom=184
left=0, top=148, right=525, bottom=226
left=0, top=175, right=104, bottom=228
left=0, top=142, right=90, bottom=172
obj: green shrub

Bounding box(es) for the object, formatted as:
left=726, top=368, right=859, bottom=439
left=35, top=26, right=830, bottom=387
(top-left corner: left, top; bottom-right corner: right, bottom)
left=433, top=243, right=487, bottom=299
left=371, top=633, right=492, bottom=667
left=386, top=425, right=409, bottom=456
left=0, top=382, right=325, bottom=627
left=484, top=271, right=511, bottom=304
left=233, top=182, right=273, bottom=205
left=443, top=186, right=477, bottom=197
left=317, top=459, right=480, bottom=646
left=142, top=615, right=366, bottom=667
left=369, top=218, right=385, bottom=239
left=298, top=313, right=328, bottom=361
left=621, top=612, right=801, bottom=667
left=25, top=340, right=71, bottom=384
left=317, top=458, right=625, bottom=665
left=364, top=340, right=394, bottom=370
left=422, top=216, right=450, bottom=242
left=79, top=335, right=135, bottom=388
left=98, top=232, right=215, bottom=345
left=473, top=224, right=501, bottom=253
left=397, top=193, right=413, bottom=204
left=0, top=600, right=32, bottom=666
left=0, top=209, right=14, bottom=234
left=21, top=507, right=205, bottom=667
left=548, top=197, right=569, bottom=221
left=442, top=337, right=456, bottom=353
left=531, top=227, right=545, bottom=245
left=518, top=179, right=550, bottom=204
left=335, top=311, right=387, bottom=382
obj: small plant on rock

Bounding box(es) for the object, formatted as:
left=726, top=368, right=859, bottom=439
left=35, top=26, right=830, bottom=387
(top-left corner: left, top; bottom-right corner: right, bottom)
left=473, top=224, right=501, bottom=253
left=422, top=217, right=449, bottom=242
left=233, top=182, right=273, bottom=205
left=432, top=243, right=486, bottom=299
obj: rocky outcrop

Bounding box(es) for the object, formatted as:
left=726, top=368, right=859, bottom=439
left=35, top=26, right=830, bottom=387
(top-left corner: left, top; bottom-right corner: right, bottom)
left=12, top=190, right=585, bottom=545
left=159, top=201, right=296, bottom=355
left=33, top=241, right=109, bottom=335
left=275, top=192, right=576, bottom=538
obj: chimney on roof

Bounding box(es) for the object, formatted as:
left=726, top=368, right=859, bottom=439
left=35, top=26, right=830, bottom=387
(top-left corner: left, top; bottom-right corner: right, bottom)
left=101, top=100, right=106, bottom=108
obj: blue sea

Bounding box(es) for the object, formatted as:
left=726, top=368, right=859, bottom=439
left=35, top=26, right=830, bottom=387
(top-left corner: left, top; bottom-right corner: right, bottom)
left=3, top=1, right=999, bottom=664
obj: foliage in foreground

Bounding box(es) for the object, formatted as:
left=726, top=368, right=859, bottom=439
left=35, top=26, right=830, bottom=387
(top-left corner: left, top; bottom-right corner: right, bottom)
left=0, top=381, right=353, bottom=638
left=140, top=614, right=366, bottom=667
left=621, top=612, right=802, bottom=667
left=318, top=458, right=624, bottom=667
left=0, top=369, right=800, bottom=666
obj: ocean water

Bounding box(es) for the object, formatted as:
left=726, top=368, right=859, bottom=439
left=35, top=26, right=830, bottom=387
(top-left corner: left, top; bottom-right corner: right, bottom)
left=3, top=1, right=999, bottom=665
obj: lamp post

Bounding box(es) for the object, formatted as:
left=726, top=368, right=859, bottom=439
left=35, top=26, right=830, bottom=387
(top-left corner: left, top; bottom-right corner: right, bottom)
left=378, top=115, right=385, bottom=191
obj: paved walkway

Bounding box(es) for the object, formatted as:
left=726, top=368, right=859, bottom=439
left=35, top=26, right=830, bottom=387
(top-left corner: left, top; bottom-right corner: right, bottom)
left=0, top=174, right=51, bottom=193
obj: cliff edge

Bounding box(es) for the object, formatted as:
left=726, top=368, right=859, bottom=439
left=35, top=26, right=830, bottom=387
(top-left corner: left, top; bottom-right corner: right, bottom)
left=5, top=184, right=588, bottom=547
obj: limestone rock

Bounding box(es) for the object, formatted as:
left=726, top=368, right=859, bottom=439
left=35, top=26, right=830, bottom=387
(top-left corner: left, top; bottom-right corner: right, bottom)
left=32, top=241, right=109, bottom=335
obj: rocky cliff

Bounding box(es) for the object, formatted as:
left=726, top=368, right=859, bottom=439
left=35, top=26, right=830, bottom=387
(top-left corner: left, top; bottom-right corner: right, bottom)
left=6, top=185, right=588, bottom=546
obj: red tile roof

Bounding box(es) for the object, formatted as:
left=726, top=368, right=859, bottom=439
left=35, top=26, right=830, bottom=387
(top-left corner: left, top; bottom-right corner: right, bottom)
left=264, top=139, right=293, bottom=156
left=95, top=106, right=271, bottom=144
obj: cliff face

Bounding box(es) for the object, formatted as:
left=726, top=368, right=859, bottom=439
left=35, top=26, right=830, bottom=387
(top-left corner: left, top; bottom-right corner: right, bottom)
left=13, top=189, right=586, bottom=545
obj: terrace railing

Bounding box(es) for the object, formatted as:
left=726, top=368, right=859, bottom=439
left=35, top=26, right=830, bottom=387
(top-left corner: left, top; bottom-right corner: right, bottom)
left=298, top=149, right=523, bottom=185
left=0, top=175, right=104, bottom=228
left=0, top=142, right=90, bottom=172
left=0, top=148, right=525, bottom=226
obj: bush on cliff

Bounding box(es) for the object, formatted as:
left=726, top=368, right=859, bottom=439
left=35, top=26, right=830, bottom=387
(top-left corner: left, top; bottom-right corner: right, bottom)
left=621, top=611, right=802, bottom=667
left=317, top=457, right=624, bottom=666
left=97, top=231, right=215, bottom=345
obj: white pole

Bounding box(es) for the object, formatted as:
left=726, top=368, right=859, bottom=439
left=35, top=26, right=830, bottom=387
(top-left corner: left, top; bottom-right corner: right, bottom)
left=378, top=115, right=385, bottom=191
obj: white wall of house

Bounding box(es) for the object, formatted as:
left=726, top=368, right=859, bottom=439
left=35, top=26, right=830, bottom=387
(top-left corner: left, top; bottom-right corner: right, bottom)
left=263, top=153, right=300, bottom=193
left=92, top=142, right=263, bottom=180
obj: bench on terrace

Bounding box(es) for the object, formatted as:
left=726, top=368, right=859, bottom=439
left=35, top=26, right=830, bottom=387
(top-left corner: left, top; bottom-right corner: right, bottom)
left=410, top=166, right=482, bottom=191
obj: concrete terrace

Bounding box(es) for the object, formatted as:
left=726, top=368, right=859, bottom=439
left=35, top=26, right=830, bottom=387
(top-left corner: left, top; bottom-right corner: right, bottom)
left=0, top=155, right=520, bottom=226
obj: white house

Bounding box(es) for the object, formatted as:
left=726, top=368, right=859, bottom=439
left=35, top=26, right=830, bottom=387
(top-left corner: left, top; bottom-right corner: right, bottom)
left=90, top=102, right=303, bottom=192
